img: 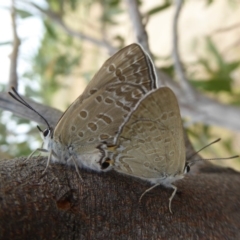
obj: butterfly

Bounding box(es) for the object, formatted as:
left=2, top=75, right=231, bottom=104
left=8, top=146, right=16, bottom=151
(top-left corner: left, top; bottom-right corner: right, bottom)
left=103, top=86, right=239, bottom=212
left=9, top=43, right=157, bottom=175
left=103, top=87, right=188, bottom=213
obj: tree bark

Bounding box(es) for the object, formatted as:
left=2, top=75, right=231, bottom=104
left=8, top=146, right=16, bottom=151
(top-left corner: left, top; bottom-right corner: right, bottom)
left=0, top=156, right=239, bottom=239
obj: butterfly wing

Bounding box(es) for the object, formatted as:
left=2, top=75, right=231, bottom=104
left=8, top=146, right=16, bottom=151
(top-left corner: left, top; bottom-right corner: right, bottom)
left=112, top=87, right=185, bottom=180
left=53, top=43, right=157, bottom=153
left=78, top=43, right=157, bottom=103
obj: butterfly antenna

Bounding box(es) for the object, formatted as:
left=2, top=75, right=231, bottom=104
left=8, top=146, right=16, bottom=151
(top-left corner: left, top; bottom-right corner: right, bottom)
left=187, top=138, right=221, bottom=160
left=187, top=138, right=239, bottom=166
left=8, top=87, right=51, bottom=129
left=196, top=155, right=239, bottom=162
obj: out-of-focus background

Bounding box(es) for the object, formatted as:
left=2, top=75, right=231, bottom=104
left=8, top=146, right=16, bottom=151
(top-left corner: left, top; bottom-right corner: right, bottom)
left=0, top=0, right=240, bottom=170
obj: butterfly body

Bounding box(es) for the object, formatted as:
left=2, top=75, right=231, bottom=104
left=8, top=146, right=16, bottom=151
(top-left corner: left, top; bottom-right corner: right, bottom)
left=47, top=137, right=104, bottom=171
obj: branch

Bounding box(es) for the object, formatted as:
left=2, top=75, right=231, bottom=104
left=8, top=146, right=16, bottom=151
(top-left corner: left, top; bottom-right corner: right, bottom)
left=160, top=76, right=240, bottom=131
left=178, top=91, right=240, bottom=131
left=30, top=2, right=117, bottom=55
left=8, top=0, right=21, bottom=91
left=0, top=92, right=62, bottom=127
left=124, top=0, right=165, bottom=86
left=124, top=0, right=150, bottom=55
left=212, top=21, right=240, bottom=34
left=0, top=156, right=239, bottom=239
left=122, top=0, right=240, bottom=131
left=172, top=0, right=196, bottom=100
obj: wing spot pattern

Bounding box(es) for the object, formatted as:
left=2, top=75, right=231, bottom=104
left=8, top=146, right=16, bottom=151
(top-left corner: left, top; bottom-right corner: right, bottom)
left=89, top=88, right=98, bottom=95
left=79, top=110, right=88, bottom=119
left=108, top=64, right=116, bottom=72
left=100, top=134, right=110, bottom=140
left=97, top=114, right=113, bottom=124
left=78, top=131, right=84, bottom=138
left=105, top=97, right=114, bottom=104
left=88, top=122, right=98, bottom=131
left=96, top=95, right=102, bottom=103
left=161, top=113, right=168, bottom=121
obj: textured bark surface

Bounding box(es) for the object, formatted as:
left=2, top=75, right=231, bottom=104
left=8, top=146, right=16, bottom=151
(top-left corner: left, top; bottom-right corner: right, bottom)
left=0, top=156, right=239, bottom=240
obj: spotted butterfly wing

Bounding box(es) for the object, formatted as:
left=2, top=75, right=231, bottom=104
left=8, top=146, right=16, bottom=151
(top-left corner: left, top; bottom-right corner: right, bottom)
left=49, top=43, right=157, bottom=171
left=111, top=87, right=185, bottom=180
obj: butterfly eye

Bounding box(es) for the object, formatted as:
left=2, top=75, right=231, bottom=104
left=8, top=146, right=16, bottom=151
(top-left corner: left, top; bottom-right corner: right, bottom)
left=101, top=161, right=110, bottom=170
left=184, top=165, right=190, bottom=173
left=43, top=129, right=50, bottom=137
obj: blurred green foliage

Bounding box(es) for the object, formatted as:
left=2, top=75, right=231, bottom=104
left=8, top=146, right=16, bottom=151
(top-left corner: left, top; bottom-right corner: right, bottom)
left=190, top=37, right=240, bottom=93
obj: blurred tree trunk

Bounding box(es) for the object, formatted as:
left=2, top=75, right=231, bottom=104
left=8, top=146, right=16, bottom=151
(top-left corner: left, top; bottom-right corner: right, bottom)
left=0, top=156, right=239, bottom=239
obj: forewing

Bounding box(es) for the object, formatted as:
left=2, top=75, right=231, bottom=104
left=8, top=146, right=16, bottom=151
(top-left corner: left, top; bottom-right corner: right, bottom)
left=113, top=87, right=185, bottom=179
left=79, top=43, right=157, bottom=102
left=53, top=43, right=157, bottom=150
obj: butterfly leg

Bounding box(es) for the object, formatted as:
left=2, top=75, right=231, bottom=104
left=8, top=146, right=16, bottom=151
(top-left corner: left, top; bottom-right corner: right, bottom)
left=42, top=149, right=52, bottom=175
left=139, top=183, right=161, bottom=202
left=26, top=149, right=38, bottom=162
left=25, top=147, right=48, bottom=162
left=68, top=156, right=83, bottom=181
left=168, top=184, right=177, bottom=214
left=36, top=142, right=45, bottom=158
